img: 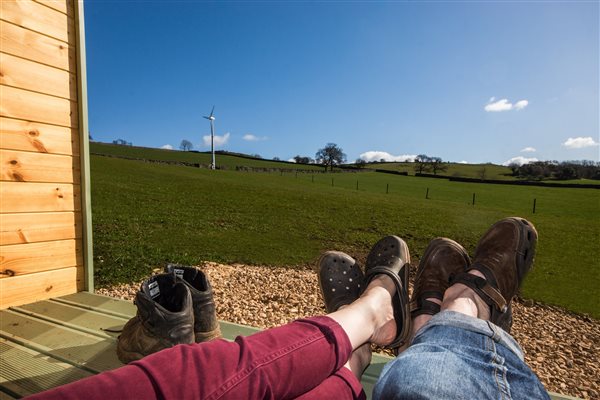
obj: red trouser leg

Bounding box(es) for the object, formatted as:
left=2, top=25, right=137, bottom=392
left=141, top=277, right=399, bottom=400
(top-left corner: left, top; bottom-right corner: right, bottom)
left=296, top=368, right=366, bottom=400
left=27, top=316, right=364, bottom=400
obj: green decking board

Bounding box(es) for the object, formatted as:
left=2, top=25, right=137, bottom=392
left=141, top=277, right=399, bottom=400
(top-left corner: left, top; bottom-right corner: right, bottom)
left=0, top=293, right=573, bottom=399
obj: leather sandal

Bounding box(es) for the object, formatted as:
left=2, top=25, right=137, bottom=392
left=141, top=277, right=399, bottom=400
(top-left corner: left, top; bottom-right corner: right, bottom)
left=449, top=217, right=538, bottom=332
left=363, top=235, right=411, bottom=350
left=318, top=251, right=364, bottom=313
left=410, top=238, right=471, bottom=318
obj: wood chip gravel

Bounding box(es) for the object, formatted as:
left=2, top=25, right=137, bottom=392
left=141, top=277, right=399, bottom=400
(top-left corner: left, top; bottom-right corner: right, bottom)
left=98, top=262, right=599, bottom=400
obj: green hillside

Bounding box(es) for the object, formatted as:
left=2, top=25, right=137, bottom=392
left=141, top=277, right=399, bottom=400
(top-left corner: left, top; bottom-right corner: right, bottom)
left=90, top=142, right=325, bottom=171
left=370, top=161, right=513, bottom=180
left=91, top=149, right=600, bottom=318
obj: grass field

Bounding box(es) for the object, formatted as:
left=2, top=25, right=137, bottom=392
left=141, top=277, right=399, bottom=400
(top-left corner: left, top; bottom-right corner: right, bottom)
left=90, top=142, right=325, bottom=171
left=368, top=161, right=515, bottom=180
left=90, top=151, right=600, bottom=318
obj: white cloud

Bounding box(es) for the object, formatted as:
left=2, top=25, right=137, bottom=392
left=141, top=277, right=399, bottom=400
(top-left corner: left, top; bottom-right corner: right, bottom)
left=502, top=156, right=538, bottom=166
left=243, top=134, right=268, bottom=141
left=202, top=132, right=230, bottom=148
left=161, top=144, right=173, bottom=150
left=520, top=147, right=536, bottom=153
left=458, top=160, right=469, bottom=164
left=514, top=100, right=529, bottom=110
left=359, top=151, right=417, bottom=162
left=562, top=136, right=599, bottom=149
left=484, top=98, right=529, bottom=112
left=287, top=158, right=296, bottom=163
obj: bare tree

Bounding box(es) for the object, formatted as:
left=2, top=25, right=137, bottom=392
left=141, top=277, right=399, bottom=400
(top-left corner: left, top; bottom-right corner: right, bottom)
left=478, top=166, right=487, bottom=180
left=294, top=155, right=313, bottom=164
left=316, top=143, right=346, bottom=171
left=413, top=154, right=431, bottom=174
left=180, top=140, right=193, bottom=151
left=430, top=157, right=448, bottom=175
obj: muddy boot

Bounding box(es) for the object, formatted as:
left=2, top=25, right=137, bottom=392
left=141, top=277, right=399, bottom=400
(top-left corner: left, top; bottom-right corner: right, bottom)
left=117, top=273, right=194, bottom=364
left=165, top=264, right=222, bottom=343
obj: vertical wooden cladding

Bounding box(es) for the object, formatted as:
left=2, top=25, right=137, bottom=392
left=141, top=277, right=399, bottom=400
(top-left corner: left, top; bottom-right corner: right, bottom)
left=0, top=212, right=82, bottom=245
left=0, top=182, right=80, bottom=213
left=1, top=149, right=80, bottom=183
left=0, top=0, right=84, bottom=308
left=1, top=53, right=77, bottom=100
left=0, top=267, right=84, bottom=309
left=0, top=117, right=79, bottom=155
left=1, top=85, right=78, bottom=127
left=0, top=19, right=75, bottom=72
left=0, top=0, right=74, bottom=43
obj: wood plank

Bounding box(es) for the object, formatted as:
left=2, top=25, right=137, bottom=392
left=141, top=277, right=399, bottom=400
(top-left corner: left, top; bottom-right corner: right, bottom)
left=0, top=1, right=74, bottom=43
left=0, top=266, right=83, bottom=308
left=0, top=85, right=78, bottom=128
left=15, top=300, right=127, bottom=338
left=0, top=20, right=75, bottom=71
left=0, top=309, right=121, bottom=371
left=0, top=117, right=79, bottom=156
left=0, top=211, right=81, bottom=245
left=0, top=239, right=82, bottom=277
left=0, top=390, right=18, bottom=400
left=0, top=52, right=76, bottom=99
left=0, top=182, right=80, bottom=213
left=1, top=150, right=79, bottom=183
left=56, top=292, right=138, bottom=318
left=0, top=339, right=93, bottom=397
left=34, top=0, right=73, bottom=17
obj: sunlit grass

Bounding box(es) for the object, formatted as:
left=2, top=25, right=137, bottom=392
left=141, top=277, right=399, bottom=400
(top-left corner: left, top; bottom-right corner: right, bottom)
left=91, top=155, right=600, bottom=317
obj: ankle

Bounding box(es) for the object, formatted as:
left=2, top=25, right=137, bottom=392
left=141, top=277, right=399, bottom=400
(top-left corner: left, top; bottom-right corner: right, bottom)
left=441, top=280, right=490, bottom=320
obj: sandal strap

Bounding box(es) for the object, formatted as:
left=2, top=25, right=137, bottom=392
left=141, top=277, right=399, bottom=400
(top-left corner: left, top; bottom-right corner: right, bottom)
left=450, top=272, right=507, bottom=313
left=410, top=298, right=441, bottom=318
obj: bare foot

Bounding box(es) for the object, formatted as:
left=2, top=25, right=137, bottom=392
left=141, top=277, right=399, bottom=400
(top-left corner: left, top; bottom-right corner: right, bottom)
left=343, top=343, right=372, bottom=380
left=362, top=275, right=397, bottom=346
left=441, top=270, right=490, bottom=320
left=410, top=297, right=442, bottom=341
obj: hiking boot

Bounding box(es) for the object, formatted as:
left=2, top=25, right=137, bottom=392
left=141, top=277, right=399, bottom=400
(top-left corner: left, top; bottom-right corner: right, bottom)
left=410, top=238, right=471, bottom=318
left=165, top=264, right=222, bottom=342
left=450, top=217, right=538, bottom=332
left=117, top=273, right=194, bottom=363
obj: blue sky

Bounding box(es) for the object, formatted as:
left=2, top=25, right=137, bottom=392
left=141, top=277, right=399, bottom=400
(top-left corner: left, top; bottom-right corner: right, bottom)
left=84, top=1, right=599, bottom=165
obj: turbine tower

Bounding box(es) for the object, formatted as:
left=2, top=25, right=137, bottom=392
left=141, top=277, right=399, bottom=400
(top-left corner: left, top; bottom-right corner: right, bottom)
left=203, top=106, right=216, bottom=170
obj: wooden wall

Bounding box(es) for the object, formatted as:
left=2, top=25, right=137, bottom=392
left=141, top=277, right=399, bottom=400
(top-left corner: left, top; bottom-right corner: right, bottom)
left=1, top=0, right=86, bottom=308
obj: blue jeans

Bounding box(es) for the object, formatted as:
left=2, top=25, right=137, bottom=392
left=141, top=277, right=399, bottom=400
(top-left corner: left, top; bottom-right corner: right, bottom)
left=373, top=311, right=550, bottom=400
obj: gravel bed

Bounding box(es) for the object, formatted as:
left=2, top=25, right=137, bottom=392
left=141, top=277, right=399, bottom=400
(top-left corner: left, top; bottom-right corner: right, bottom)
left=98, top=262, right=599, bottom=399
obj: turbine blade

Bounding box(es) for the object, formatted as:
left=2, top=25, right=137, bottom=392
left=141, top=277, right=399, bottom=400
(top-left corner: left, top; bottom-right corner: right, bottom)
left=210, top=105, right=215, bottom=117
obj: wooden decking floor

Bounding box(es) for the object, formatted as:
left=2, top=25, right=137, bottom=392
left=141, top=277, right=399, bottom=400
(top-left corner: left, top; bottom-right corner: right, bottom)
left=0, top=292, right=390, bottom=399
left=0, top=292, right=574, bottom=399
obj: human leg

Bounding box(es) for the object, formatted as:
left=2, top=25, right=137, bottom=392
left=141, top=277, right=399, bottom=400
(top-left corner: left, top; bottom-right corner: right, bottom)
left=374, top=217, right=549, bottom=400
left=30, top=242, right=406, bottom=400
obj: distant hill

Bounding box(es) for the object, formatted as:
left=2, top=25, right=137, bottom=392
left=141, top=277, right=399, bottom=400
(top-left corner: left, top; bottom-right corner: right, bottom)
left=90, top=142, right=325, bottom=171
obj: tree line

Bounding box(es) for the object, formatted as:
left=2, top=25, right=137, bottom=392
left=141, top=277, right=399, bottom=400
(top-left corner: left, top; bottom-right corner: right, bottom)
left=509, top=160, right=600, bottom=181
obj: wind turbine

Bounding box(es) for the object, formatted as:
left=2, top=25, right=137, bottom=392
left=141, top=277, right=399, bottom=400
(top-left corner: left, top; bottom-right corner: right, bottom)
left=203, top=106, right=216, bottom=170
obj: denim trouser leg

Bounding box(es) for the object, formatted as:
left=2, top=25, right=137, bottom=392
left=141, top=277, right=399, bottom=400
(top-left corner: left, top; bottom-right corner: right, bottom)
left=373, top=311, right=550, bottom=400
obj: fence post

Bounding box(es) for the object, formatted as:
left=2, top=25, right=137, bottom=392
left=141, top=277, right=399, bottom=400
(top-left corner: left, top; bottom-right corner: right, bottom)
left=386, top=183, right=389, bottom=194
left=312, top=175, right=314, bottom=183
left=472, top=193, right=476, bottom=206
left=533, top=198, right=537, bottom=214
left=426, top=188, right=429, bottom=199
left=356, top=180, right=359, bottom=190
